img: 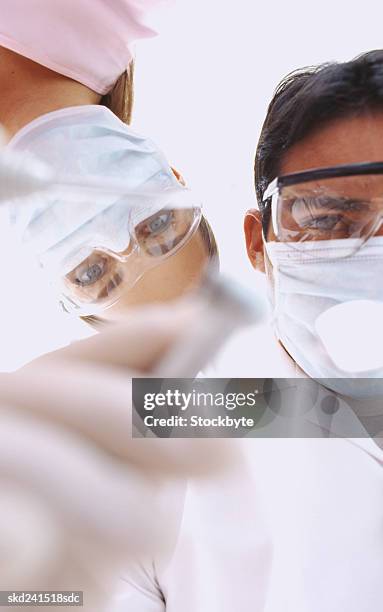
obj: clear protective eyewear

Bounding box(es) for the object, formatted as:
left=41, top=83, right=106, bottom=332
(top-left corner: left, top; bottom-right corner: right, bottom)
left=14, top=181, right=202, bottom=316
left=262, top=161, right=383, bottom=259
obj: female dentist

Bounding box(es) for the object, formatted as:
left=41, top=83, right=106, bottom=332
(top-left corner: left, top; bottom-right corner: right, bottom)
left=0, top=4, right=233, bottom=606
left=0, top=0, right=218, bottom=343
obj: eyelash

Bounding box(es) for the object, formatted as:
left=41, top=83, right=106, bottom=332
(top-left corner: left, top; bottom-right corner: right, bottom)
left=136, top=211, right=174, bottom=239
left=65, top=208, right=181, bottom=296
left=73, top=256, right=109, bottom=287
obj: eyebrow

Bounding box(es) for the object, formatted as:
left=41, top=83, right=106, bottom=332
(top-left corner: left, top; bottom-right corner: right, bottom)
left=291, top=196, right=369, bottom=211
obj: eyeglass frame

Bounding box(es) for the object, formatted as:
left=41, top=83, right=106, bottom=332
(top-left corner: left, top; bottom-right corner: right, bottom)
left=261, top=161, right=383, bottom=240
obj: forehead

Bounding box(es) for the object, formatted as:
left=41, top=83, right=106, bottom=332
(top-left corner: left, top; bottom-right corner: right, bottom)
left=280, top=112, right=383, bottom=176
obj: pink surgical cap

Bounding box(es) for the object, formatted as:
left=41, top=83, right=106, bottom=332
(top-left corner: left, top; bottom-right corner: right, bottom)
left=0, top=0, right=160, bottom=94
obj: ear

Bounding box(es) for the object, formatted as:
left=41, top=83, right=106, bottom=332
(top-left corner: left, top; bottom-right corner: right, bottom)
left=244, top=209, right=265, bottom=273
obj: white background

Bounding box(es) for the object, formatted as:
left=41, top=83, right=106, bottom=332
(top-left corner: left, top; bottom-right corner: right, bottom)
left=3, top=1, right=383, bottom=370
left=133, top=0, right=383, bottom=287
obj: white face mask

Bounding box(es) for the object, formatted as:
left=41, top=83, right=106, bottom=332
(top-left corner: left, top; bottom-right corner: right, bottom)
left=5, top=105, right=201, bottom=315
left=6, top=105, right=182, bottom=257
left=265, top=236, right=383, bottom=398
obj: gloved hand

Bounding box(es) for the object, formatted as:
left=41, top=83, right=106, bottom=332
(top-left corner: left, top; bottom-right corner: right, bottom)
left=0, top=300, right=236, bottom=612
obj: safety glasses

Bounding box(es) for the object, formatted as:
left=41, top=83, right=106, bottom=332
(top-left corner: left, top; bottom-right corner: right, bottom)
left=262, top=161, right=383, bottom=259
left=60, top=203, right=202, bottom=314
left=16, top=185, right=202, bottom=316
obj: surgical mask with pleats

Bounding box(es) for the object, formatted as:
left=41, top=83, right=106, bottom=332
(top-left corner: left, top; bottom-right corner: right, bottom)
left=265, top=236, right=383, bottom=398
left=5, top=105, right=201, bottom=315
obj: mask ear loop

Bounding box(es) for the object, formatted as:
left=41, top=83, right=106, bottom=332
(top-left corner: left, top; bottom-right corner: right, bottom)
left=262, top=191, right=284, bottom=337
left=271, top=191, right=280, bottom=241
left=269, top=261, right=283, bottom=342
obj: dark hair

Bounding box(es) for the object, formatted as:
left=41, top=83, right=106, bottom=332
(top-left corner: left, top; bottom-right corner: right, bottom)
left=255, top=49, right=383, bottom=228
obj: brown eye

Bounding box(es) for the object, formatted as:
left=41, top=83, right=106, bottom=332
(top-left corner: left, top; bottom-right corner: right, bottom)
left=300, top=214, right=344, bottom=230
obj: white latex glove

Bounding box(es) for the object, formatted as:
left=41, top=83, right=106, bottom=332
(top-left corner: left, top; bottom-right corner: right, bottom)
left=0, top=300, right=237, bottom=612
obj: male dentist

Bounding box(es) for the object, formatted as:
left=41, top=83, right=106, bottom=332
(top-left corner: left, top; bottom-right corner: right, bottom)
left=112, top=50, right=383, bottom=612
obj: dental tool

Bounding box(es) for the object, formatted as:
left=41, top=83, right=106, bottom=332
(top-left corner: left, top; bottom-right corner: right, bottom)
left=155, top=272, right=268, bottom=377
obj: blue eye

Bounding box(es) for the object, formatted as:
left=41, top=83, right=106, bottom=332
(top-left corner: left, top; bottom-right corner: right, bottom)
left=74, top=257, right=108, bottom=286
left=147, top=211, right=173, bottom=235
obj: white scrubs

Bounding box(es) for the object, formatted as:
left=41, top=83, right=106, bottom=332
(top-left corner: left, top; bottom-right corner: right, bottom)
left=110, top=324, right=383, bottom=612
